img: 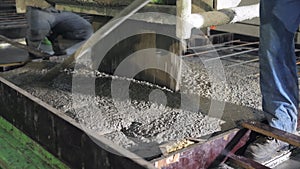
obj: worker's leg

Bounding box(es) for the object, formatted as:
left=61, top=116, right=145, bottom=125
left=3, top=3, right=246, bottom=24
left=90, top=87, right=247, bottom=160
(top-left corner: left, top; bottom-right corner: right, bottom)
left=49, top=29, right=93, bottom=55
left=259, top=0, right=298, bottom=134
left=26, top=7, right=53, bottom=57
left=245, top=0, right=299, bottom=163
left=62, top=29, right=93, bottom=41
left=48, top=11, right=93, bottom=55
left=26, top=7, right=53, bottom=44
left=61, top=29, right=93, bottom=55
left=47, top=32, right=66, bottom=56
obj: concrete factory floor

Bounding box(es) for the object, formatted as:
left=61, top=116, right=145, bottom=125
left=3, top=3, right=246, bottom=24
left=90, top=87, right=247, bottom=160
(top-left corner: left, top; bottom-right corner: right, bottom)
left=0, top=44, right=299, bottom=167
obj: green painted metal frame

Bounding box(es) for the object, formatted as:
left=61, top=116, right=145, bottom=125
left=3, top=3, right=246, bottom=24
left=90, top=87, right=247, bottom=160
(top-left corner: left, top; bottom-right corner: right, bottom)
left=0, top=116, right=69, bottom=169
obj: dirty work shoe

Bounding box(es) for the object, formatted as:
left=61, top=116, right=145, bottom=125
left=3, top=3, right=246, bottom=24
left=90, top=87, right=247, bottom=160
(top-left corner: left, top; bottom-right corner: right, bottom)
left=244, top=136, right=289, bottom=163
left=53, top=50, right=67, bottom=56
left=51, top=41, right=67, bottom=56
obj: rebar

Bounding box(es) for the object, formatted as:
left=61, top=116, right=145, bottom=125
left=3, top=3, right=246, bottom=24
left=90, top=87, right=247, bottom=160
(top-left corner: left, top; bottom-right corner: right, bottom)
left=183, top=41, right=259, bottom=58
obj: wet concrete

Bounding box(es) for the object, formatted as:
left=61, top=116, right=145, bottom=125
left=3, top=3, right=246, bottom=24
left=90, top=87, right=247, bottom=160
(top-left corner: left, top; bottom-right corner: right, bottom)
left=0, top=44, right=264, bottom=159
left=182, top=51, right=261, bottom=110
left=0, top=62, right=262, bottom=159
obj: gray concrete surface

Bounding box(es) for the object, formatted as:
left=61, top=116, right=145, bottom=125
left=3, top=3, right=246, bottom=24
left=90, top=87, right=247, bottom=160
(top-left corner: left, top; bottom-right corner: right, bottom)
left=0, top=40, right=297, bottom=166
left=0, top=47, right=263, bottom=159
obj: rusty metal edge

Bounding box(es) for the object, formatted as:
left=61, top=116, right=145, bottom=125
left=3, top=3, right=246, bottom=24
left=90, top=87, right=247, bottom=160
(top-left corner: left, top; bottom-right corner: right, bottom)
left=0, top=76, right=154, bottom=169
left=152, top=129, right=241, bottom=169
left=228, top=153, right=270, bottom=169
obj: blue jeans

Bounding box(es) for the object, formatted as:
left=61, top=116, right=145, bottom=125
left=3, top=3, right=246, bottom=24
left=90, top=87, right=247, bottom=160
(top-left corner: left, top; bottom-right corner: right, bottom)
left=260, top=0, right=300, bottom=133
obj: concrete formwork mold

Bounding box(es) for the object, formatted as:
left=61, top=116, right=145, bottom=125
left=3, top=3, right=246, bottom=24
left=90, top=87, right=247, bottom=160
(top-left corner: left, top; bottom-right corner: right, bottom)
left=0, top=76, right=154, bottom=169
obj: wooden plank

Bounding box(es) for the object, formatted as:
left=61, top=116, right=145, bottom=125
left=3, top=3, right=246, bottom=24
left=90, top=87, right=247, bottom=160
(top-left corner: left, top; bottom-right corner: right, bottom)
left=56, top=3, right=176, bottom=18
left=48, top=0, right=135, bottom=6
left=242, top=121, right=300, bottom=147
left=206, top=129, right=253, bottom=168
left=56, top=4, right=122, bottom=17
left=221, top=129, right=251, bottom=163
left=228, top=153, right=270, bottom=169
left=15, top=0, right=26, bottom=13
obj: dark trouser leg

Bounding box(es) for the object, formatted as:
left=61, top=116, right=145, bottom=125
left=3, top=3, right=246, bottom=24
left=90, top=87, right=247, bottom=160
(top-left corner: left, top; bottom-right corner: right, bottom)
left=54, top=29, right=93, bottom=55
left=26, top=7, right=52, bottom=58
left=259, top=0, right=298, bottom=133
left=48, top=33, right=66, bottom=56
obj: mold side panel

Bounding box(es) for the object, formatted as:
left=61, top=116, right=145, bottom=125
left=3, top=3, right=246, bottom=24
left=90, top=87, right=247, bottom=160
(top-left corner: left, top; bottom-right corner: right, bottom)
left=0, top=77, right=153, bottom=169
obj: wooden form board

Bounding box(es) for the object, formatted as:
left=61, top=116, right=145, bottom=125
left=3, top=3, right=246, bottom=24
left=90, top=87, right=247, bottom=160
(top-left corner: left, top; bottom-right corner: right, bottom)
left=15, top=0, right=52, bottom=13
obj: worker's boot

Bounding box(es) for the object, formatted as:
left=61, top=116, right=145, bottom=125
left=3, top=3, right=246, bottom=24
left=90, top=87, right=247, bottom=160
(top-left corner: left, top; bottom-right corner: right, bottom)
left=244, top=136, right=289, bottom=164
left=52, top=42, right=66, bottom=56
left=26, top=39, right=41, bottom=59
left=48, top=36, right=66, bottom=56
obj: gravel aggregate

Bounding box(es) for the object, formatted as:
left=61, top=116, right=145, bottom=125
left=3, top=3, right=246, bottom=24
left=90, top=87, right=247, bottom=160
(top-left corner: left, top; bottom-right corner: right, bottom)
left=0, top=50, right=261, bottom=158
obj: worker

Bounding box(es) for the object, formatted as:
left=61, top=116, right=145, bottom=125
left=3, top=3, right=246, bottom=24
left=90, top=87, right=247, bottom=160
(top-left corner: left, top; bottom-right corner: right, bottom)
left=26, top=6, right=93, bottom=57
left=245, top=0, right=300, bottom=163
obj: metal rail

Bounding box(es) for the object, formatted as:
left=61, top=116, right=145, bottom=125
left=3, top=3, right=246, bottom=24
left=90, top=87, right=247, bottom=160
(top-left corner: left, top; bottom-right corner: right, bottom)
left=204, top=48, right=259, bottom=62
left=227, top=48, right=300, bottom=68
left=227, top=58, right=259, bottom=68
left=183, top=41, right=259, bottom=58
left=187, top=39, right=241, bottom=50
left=185, top=33, right=300, bottom=72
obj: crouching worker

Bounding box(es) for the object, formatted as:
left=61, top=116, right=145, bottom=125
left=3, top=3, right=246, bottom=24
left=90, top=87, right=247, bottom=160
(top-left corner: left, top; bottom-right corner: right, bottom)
left=26, top=6, right=93, bottom=58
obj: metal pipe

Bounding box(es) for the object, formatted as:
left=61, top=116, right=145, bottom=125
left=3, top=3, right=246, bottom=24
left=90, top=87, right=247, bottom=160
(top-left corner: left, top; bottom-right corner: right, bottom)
left=176, top=0, right=192, bottom=39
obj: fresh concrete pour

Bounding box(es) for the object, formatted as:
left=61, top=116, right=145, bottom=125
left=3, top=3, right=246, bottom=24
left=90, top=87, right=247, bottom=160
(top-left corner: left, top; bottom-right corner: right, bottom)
left=0, top=48, right=262, bottom=159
